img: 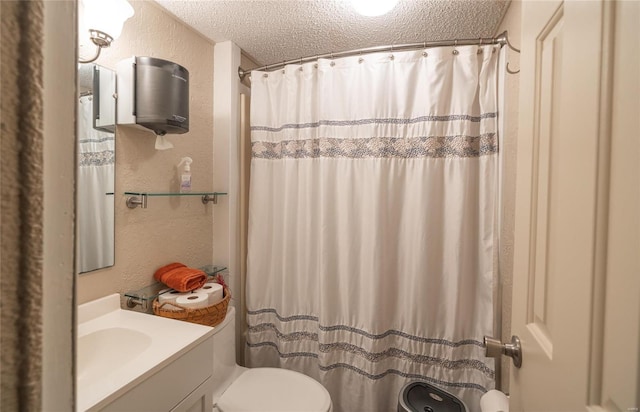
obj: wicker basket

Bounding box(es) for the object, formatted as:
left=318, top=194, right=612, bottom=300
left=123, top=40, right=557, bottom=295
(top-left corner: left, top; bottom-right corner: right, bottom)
left=153, top=287, right=231, bottom=327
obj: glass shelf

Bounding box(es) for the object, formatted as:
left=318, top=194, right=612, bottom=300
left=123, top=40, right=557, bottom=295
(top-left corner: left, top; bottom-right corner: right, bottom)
left=124, top=191, right=228, bottom=197
left=124, top=265, right=227, bottom=312
left=124, top=191, right=227, bottom=208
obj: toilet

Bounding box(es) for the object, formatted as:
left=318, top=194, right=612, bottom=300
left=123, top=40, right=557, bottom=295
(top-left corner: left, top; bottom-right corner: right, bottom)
left=211, top=306, right=332, bottom=412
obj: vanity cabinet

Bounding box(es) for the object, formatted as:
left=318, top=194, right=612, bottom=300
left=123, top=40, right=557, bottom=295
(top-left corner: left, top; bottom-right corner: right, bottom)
left=95, top=336, right=213, bottom=412
left=170, top=377, right=213, bottom=412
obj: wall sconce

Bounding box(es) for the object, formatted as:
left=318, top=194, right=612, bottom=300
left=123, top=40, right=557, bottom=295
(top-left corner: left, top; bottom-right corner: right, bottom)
left=78, top=0, right=134, bottom=64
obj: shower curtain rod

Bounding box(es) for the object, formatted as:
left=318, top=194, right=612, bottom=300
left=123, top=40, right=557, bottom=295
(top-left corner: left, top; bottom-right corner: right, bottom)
left=238, top=30, right=519, bottom=80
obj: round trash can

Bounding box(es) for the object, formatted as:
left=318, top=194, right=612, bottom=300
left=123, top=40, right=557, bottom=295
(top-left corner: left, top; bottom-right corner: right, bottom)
left=398, top=381, right=468, bottom=412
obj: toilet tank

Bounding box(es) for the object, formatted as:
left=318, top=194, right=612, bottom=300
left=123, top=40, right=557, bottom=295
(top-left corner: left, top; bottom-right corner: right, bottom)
left=211, top=306, right=245, bottom=394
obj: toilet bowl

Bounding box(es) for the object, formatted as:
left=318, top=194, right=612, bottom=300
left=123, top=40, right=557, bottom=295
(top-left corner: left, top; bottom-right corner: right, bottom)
left=211, top=306, right=332, bottom=412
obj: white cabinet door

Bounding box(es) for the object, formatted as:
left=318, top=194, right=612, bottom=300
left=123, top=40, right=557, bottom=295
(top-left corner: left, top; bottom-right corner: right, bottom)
left=510, top=0, right=639, bottom=410
left=170, top=377, right=214, bottom=412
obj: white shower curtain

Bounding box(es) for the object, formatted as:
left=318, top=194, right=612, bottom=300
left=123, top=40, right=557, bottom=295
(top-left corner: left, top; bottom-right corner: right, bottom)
left=77, top=95, right=115, bottom=273
left=246, top=44, right=500, bottom=412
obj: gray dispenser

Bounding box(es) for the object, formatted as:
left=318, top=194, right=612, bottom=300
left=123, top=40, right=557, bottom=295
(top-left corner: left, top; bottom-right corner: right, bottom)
left=117, top=56, right=189, bottom=135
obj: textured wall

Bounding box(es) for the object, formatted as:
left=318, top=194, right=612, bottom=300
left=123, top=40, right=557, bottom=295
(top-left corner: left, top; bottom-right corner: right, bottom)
left=77, top=0, right=215, bottom=304
left=495, top=0, right=521, bottom=393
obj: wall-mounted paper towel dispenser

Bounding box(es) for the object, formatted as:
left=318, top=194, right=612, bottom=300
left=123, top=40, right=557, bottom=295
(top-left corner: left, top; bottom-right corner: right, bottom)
left=117, top=56, right=189, bottom=135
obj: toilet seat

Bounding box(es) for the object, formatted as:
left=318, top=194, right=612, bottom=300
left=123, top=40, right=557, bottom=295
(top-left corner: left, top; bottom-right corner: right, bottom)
left=216, top=367, right=332, bottom=412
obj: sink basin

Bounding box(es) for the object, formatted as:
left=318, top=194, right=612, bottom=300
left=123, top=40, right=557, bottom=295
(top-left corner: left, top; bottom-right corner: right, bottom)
left=77, top=327, right=152, bottom=384
left=77, top=294, right=214, bottom=411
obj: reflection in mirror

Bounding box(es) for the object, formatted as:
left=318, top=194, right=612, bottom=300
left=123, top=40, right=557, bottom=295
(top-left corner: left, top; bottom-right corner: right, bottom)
left=77, top=64, right=115, bottom=273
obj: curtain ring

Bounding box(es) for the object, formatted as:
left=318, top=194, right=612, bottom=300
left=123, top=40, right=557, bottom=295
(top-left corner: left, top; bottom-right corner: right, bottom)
left=422, top=41, right=428, bottom=57
left=477, top=37, right=483, bottom=54
left=504, top=34, right=521, bottom=74
left=506, top=35, right=521, bottom=53
left=453, top=39, right=459, bottom=55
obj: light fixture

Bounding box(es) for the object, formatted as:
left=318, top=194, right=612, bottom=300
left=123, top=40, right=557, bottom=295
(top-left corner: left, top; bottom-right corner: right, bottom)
left=78, top=0, right=134, bottom=63
left=350, top=0, right=399, bottom=17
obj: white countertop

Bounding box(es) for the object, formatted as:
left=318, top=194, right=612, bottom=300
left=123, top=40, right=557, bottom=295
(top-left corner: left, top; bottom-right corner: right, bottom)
left=77, top=294, right=214, bottom=411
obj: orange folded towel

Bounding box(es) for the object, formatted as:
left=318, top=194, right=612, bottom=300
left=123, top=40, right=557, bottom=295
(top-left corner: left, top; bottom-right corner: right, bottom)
left=154, top=263, right=207, bottom=292
left=154, top=262, right=186, bottom=282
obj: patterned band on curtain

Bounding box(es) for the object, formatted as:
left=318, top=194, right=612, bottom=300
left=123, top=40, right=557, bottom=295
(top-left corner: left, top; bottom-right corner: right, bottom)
left=246, top=44, right=500, bottom=412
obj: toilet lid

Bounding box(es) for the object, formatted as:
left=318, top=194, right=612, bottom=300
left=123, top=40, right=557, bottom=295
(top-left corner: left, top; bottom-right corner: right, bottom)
left=216, top=368, right=331, bottom=412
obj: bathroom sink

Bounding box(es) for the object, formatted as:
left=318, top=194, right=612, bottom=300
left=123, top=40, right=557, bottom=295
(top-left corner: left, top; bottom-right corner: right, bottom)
left=77, top=327, right=152, bottom=384
left=77, top=294, right=214, bottom=411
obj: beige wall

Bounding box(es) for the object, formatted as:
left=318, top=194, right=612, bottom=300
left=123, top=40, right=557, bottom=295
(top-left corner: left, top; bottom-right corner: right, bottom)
left=239, top=52, right=260, bottom=87
left=495, top=0, right=521, bottom=393
left=240, top=52, right=260, bottom=71
left=77, top=1, right=215, bottom=304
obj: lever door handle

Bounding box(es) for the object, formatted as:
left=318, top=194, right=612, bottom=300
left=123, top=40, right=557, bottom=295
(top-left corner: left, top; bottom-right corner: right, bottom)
left=484, top=335, right=522, bottom=368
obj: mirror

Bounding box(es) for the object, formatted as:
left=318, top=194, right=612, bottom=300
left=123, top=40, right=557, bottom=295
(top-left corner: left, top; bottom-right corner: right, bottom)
left=77, top=64, right=116, bottom=273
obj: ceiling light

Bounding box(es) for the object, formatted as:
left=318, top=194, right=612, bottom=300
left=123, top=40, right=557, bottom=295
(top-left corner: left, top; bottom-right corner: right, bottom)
left=78, top=0, right=134, bottom=63
left=350, top=0, right=399, bottom=17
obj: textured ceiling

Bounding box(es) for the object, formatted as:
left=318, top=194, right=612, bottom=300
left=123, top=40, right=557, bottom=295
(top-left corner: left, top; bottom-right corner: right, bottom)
left=154, top=0, right=510, bottom=68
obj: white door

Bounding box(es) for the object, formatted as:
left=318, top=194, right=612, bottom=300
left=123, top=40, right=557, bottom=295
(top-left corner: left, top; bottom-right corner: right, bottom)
left=509, top=0, right=639, bottom=410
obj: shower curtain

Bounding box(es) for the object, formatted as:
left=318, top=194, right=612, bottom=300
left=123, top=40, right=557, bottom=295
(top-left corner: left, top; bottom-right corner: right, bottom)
left=246, top=44, right=500, bottom=412
left=77, top=96, right=115, bottom=273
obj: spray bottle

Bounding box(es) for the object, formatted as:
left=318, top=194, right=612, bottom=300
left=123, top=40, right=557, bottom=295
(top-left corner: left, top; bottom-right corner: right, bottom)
left=177, top=157, right=193, bottom=193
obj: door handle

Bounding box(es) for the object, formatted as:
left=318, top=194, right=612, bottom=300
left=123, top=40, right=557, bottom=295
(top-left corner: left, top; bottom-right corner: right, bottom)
left=484, top=335, right=522, bottom=368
